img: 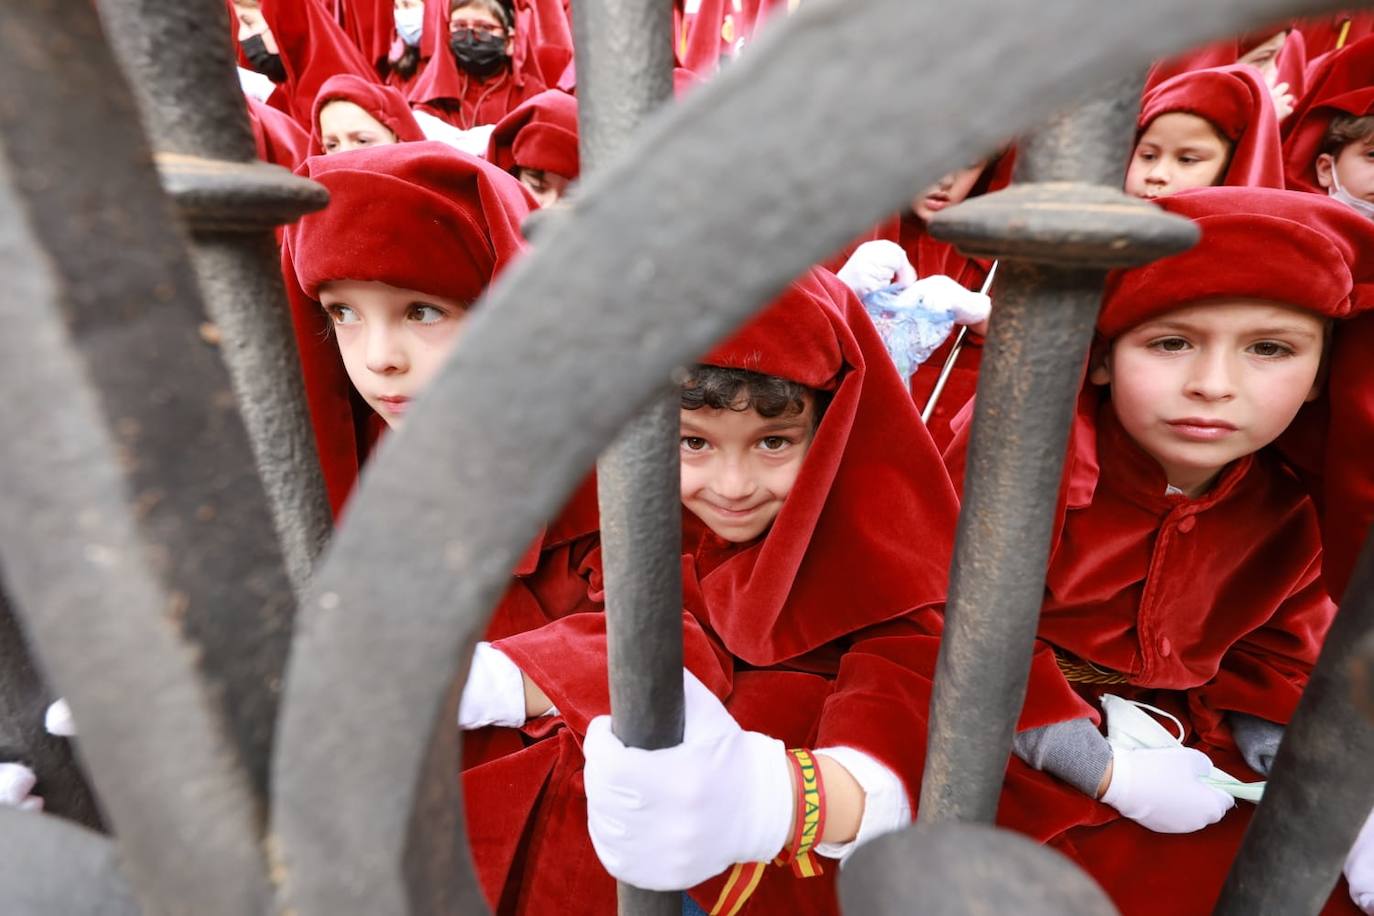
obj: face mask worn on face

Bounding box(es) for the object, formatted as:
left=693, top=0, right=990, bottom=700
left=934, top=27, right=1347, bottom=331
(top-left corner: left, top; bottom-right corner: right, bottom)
left=1328, top=167, right=1374, bottom=220
left=395, top=6, right=424, bottom=46
left=241, top=33, right=286, bottom=83
left=450, top=31, right=508, bottom=77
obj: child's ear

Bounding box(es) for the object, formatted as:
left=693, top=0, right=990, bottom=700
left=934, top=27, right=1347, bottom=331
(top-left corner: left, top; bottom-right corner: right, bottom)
left=1087, top=338, right=1112, bottom=386
left=1316, top=153, right=1336, bottom=190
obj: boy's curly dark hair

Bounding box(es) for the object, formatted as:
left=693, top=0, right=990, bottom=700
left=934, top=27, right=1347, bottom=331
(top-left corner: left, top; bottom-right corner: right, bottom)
left=1320, top=112, right=1374, bottom=157
left=680, top=366, right=831, bottom=427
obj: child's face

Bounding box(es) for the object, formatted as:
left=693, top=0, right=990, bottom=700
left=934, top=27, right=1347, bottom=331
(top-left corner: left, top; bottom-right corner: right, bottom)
left=449, top=5, right=515, bottom=55
left=318, top=101, right=399, bottom=155
left=516, top=168, right=570, bottom=208
left=233, top=3, right=278, bottom=53
left=1316, top=138, right=1374, bottom=203
left=319, top=280, right=471, bottom=427
left=911, top=162, right=987, bottom=223
left=1091, top=300, right=1325, bottom=496
left=1124, top=113, right=1231, bottom=199
left=679, top=397, right=817, bottom=543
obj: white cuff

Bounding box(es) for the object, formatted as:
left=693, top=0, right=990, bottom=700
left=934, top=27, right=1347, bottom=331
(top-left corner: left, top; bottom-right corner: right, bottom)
left=457, top=643, right=529, bottom=729
left=811, top=746, right=911, bottom=862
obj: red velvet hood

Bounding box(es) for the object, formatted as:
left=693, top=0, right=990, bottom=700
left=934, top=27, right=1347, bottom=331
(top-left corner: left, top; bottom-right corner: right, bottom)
left=1143, top=24, right=1296, bottom=92
left=1137, top=65, right=1286, bottom=189
left=260, top=0, right=378, bottom=126
left=339, top=0, right=398, bottom=74
left=279, top=142, right=534, bottom=514
left=1282, top=35, right=1374, bottom=192
left=1100, top=186, right=1374, bottom=339
left=247, top=96, right=310, bottom=170
left=686, top=269, right=959, bottom=664
left=1295, top=12, right=1374, bottom=59
left=285, top=140, right=531, bottom=301
left=310, top=73, right=427, bottom=155
left=485, top=89, right=579, bottom=179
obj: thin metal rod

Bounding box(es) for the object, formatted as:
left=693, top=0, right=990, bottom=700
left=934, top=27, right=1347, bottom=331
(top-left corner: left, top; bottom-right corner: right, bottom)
left=1214, top=527, right=1374, bottom=914
left=573, top=0, right=682, bottom=912
left=922, top=260, right=998, bottom=423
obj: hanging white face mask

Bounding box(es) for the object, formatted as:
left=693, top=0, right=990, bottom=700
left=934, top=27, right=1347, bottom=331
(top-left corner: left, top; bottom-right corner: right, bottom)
left=1099, top=693, right=1266, bottom=803
left=1328, top=165, right=1374, bottom=221
left=394, top=5, right=424, bottom=47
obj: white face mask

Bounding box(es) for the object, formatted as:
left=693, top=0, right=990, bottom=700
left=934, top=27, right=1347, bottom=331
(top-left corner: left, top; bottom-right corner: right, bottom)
left=1328, top=166, right=1374, bottom=221
left=1099, top=693, right=1266, bottom=803
left=395, top=5, right=424, bottom=47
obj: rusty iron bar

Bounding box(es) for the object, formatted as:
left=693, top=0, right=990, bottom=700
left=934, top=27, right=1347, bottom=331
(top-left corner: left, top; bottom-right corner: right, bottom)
left=0, top=585, right=104, bottom=831
left=1214, top=526, right=1374, bottom=914
left=917, top=75, right=1202, bottom=824
left=0, top=0, right=289, bottom=910
left=0, top=808, right=141, bottom=916
left=573, top=0, right=683, bottom=912
left=839, top=823, right=1119, bottom=915
left=267, top=0, right=1350, bottom=911
left=97, top=0, right=333, bottom=597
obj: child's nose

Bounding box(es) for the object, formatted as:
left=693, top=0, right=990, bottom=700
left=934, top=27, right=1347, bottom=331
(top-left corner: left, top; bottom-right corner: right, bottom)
left=1185, top=350, right=1235, bottom=400
left=364, top=327, right=408, bottom=375
left=713, top=461, right=756, bottom=500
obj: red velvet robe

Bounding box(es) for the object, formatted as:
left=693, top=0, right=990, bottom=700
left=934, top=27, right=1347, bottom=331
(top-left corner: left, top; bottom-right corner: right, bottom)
left=948, top=389, right=1355, bottom=915
left=247, top=96, right=311, bottom=170
left=461, top=272, right=962, bottom=914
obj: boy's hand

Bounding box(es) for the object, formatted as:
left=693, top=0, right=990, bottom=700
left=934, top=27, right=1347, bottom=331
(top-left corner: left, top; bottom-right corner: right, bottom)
left=1099, top=744, right=1234, bottom=833
left=837, top=240, right=917, bottom=298
left=1346, top=808, right=1374, bottom=913
left=900, top=274, right=992, bottom=326
left=584, top=671, right=793, bottom=891
left=456, top=642, right=534, bottom=730
left=0, top=763, right=43, bottom=812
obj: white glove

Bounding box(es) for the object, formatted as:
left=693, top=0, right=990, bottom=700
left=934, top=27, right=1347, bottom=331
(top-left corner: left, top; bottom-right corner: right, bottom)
left=584, top=670, right=793, bottom=891
left=1345, top=808, right=1374, bottom=914
left=45, top=698, right=76, bottom=737
left=837, top=240, right=917, bottom=298
left=456, top=642, right=530, bottom=730
left=0, top=763, right=43, bottom=813
left=901, top=274, right=991, bottom=326
left=1100, top=744, right=1234, bottom=833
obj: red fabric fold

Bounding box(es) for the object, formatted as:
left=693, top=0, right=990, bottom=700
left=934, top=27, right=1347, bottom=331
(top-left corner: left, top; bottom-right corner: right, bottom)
left=261, top=0, right=379, bottom=127
left=485, top=88, right=579, bottom=179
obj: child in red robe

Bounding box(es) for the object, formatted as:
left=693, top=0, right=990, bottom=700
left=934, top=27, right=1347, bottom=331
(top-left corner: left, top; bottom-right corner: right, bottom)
left=485, top=88, right=579, bottom=207
left=407, top=0, right=548, bottom=131
left=455, top=269, right=960, bottom=914
left=943, top=187, right=1374, bottom=915
left=1125, top=64, right=1287, bottom=199
left=310, top=73, right=426, bottom=156
left=279, top=141, right=532, bottom=513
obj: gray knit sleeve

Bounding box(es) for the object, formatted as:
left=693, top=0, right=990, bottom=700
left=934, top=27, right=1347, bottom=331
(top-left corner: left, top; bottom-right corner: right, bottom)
left=1229, top=712, right=1285, bottom=776
left=1012, top=717, right=1113, bottom=798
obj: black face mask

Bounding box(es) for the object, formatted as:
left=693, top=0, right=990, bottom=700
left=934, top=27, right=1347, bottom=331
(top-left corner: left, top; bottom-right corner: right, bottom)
left=241, top=33, right=286, bottom=83
left=449, top=31, right=508, bottom=78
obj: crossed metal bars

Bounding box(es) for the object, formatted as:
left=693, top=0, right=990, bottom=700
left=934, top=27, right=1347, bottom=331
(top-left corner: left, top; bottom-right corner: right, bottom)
left=0, top=0, right=1371, bottom=912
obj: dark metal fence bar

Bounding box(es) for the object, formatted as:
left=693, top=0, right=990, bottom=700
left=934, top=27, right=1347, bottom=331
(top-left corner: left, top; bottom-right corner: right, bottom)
left=840, top=823, right=1118, bottom=915
left=1214, top=527, right=1374, bottom=914
left=97, top=0, right=333, bottom=596
left=0, top=808, right=140, bottom=916
left=0, top=586, right=104, bottom=831
left=572, top=0, right=683, bottom=913
left=918, top=77, right=1199, bottom=823
left=0, top=1, right=289, bottom=910
left=264, top=0, right=1348, bottom=912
